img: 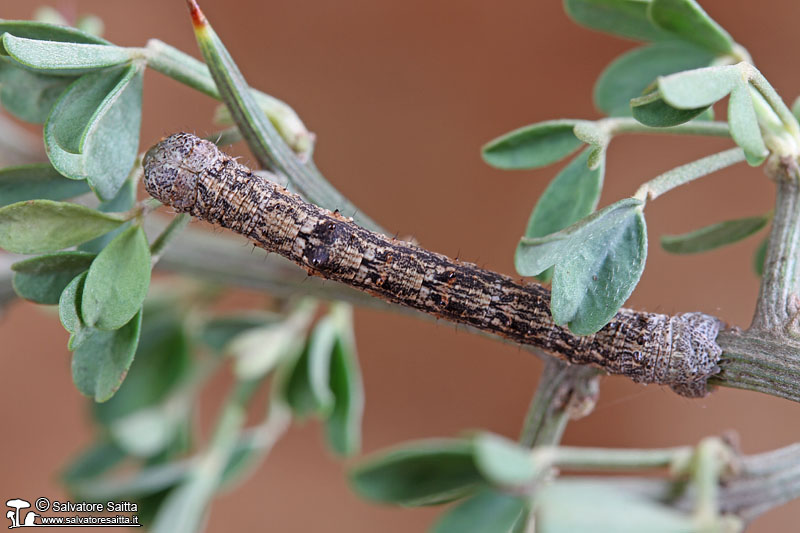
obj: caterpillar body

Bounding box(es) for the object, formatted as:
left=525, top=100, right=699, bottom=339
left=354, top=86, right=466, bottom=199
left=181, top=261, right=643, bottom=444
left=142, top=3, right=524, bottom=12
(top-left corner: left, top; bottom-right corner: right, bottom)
left=143, top=132, right=723, bottom=397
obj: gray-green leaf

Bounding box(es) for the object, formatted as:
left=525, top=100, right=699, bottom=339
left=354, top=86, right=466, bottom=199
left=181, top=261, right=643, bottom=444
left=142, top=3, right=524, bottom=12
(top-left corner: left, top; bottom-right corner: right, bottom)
left=482, top=120, right=586, bottom=170
left=522, top=148, right=604, bottom=282
left=648, top=0, right=734, bottom=55
left=325, top=306, right=364, bottom=457
left=11, top=251, right=95, bottom=304
left=0, top=200, right=125, bottom=254
left=71, top=309, right=142, bottom=402
left=433, top=489, right=527, bottom=533
left=59, top=271, right=86, bottom=341
left=44, top=63, right=144, bottom=201
left=753, top=237, right=768, bottom=277
left=350, top=439, right=482, bottom=506
left=661, top=213, right=770, bottom=254
left=516, top=198, right=647, bottom=335
left=0, top=57, right=74, bottom=123
left=0, top=20, right=110, bottom=47
left=81, top=225, right=151, bottom=331
left=593, top=41, right=714, bottom=116
left=563, top=0, right=673, bottom=42
left=284, top=316, right=338, bottom=417
left=2, top=34, right=133, bottom=75
left=472, top=433, right=538, bottom=487
left=630, top=90, right=709, bottom=127
left=0, top=163, right=90, bottom=207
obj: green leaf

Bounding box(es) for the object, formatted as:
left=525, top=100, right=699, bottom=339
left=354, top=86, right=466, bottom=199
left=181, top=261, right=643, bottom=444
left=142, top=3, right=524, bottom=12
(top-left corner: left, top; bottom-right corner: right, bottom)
left=472, top=433, right=538, bottom=487
left=563, top=0, right=673, bottom=42
left=630, top=90, right=709, bottom=127
left=59, top=271, right=86, bottom=344
left=433, top=489, right=527, bottom=533
left=593, top=41, right=715, bottom=116
left=71, top=309, right=142, bottom=402
left=482, top=120, right=586, bottom=170
left=81, top=225, right=151, bottom=330
left=522, top=148, right=604, bottom=282
left=78, top=176, right=136, bottom=253
left=325, top=306, right=364, bottom=457
left=657, top=65, right=738, bottom=109
left=0, top=199, right=125, bottom=254
left=93, top=302, right=191, bottom=425
left=44, top=63, right=144, bottom=201
left=229, top=322, right=303, bottom=380
left=284, top=316, right=338, bottom=417
left=110, top=405, right=189, bottom=458
left=0, top=20, right=111, bottom=48
left=753, top=237, right=768, bottom=277
left=198, top=312, right=280, bottom=352
left=792, top=96, right=800, bottom=123
left=62, top=440, right=127, bottom=484
left=648, top=0, right=734, bottom=55
left=0, top=163, right=91, bottom=207
left=0, top=57, right=73, bottom=122
left=2, top=34, right=133, bottom=75
left=350, top=439, right=482, bottom=506
left=11, top=251, right=95, bottom=304
left=728, top=84, right=768, bottom=166
left=535, top=479, right=694, bottom=533
left=516, top=198, right=647, bottom=335
left=661, top=213, right=769, bottom=254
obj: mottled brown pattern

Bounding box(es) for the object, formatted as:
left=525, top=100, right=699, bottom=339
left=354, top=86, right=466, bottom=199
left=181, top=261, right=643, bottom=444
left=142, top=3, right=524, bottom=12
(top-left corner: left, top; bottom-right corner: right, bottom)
left=143, top=133, right=723, bottom=397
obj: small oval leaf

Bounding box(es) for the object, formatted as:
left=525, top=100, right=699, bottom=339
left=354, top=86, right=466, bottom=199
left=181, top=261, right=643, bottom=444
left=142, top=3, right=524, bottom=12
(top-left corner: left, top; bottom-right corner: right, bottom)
left=350, top=439, right=482, bottom=506
left=563, top=0, right=673, bottom=42
left=45, top=63, right=144, bottom=201
left=593, top=41, right=715, bottom=116
left=0, top=57, right=74, bottom=123
left=2, top=34, right=133, bottom=75
left=630, top=90, right=709, bottom=127
left=11, top=251, right=95, bottom=304
left=325, top=305, right=364, bottom=457
left=0, top=200, right=125, bottom=254
left=661, top=213, right=770, bottom=254
left=753, top=237, right=768, bottom=277
left=71, top=309, right=142, bottom=402
left=472, top=433, right=538, bottom=487
left=81, top=225, right=151, bottom=330
left=482, top=120, right=586, bottom=170
left=648, top=0, right=734, bottom=55
left=0, top=163, right=90, bottom=207
left=728, top=84, right=768, bottom=166
left=284, top=317, right=338, bottom=417
left=433, top=489, right=527, bottom=533
left=551, top=205, right=647, bottom=335
left=631, top=91, right=709, bottom=128
left=657, top=65, right=738, bottom=109
left=0, top=20, right=110, bottom=47
left=59, top=271, right=87, bottom=339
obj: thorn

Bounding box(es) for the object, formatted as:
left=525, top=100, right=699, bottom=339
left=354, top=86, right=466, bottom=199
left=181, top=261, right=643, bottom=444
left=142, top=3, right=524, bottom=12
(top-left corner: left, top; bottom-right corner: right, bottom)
left=186, top=0, right=208, bottom=28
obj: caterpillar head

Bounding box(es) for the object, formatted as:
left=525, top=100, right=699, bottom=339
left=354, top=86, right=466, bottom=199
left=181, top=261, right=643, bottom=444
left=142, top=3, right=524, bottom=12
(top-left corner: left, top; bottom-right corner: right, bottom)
left=143, top=132, right=219, bottom=211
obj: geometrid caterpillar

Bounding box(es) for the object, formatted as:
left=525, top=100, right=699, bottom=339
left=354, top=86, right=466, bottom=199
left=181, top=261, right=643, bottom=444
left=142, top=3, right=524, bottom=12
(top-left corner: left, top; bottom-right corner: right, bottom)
left=143, top=132, right=723, bottom=398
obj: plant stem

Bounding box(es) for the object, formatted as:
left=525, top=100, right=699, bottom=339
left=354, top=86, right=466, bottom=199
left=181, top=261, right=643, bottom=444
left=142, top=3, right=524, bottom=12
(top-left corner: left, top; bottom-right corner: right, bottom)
left=537, top=445, right=692, bottom=471
left=747, top=68, right=800, bottom=141
left=634, top=147, right=746, bottom=201
left=751, top=157, right=800, bottom=333
left=519, top=360, right=599, bottom=447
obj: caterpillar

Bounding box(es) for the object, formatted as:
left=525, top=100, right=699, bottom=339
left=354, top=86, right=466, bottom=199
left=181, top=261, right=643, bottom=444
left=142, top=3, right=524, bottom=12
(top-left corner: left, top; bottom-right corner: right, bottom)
left=143, top=132, right=723, bottom=397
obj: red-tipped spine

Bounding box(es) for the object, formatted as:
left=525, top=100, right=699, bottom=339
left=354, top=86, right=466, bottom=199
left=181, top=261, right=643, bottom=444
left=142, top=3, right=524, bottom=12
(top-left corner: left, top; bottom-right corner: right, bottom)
left=186, top=0, right=208, bottom=28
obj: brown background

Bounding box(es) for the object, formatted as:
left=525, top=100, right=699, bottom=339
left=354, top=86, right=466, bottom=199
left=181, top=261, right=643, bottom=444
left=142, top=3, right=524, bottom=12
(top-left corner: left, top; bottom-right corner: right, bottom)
left=3, top=0, right=800, bottom=531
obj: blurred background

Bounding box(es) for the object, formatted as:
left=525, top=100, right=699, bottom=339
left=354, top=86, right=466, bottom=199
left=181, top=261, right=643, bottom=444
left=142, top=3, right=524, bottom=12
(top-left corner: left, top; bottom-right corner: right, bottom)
left=2, top=0, right=800, bottom=530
